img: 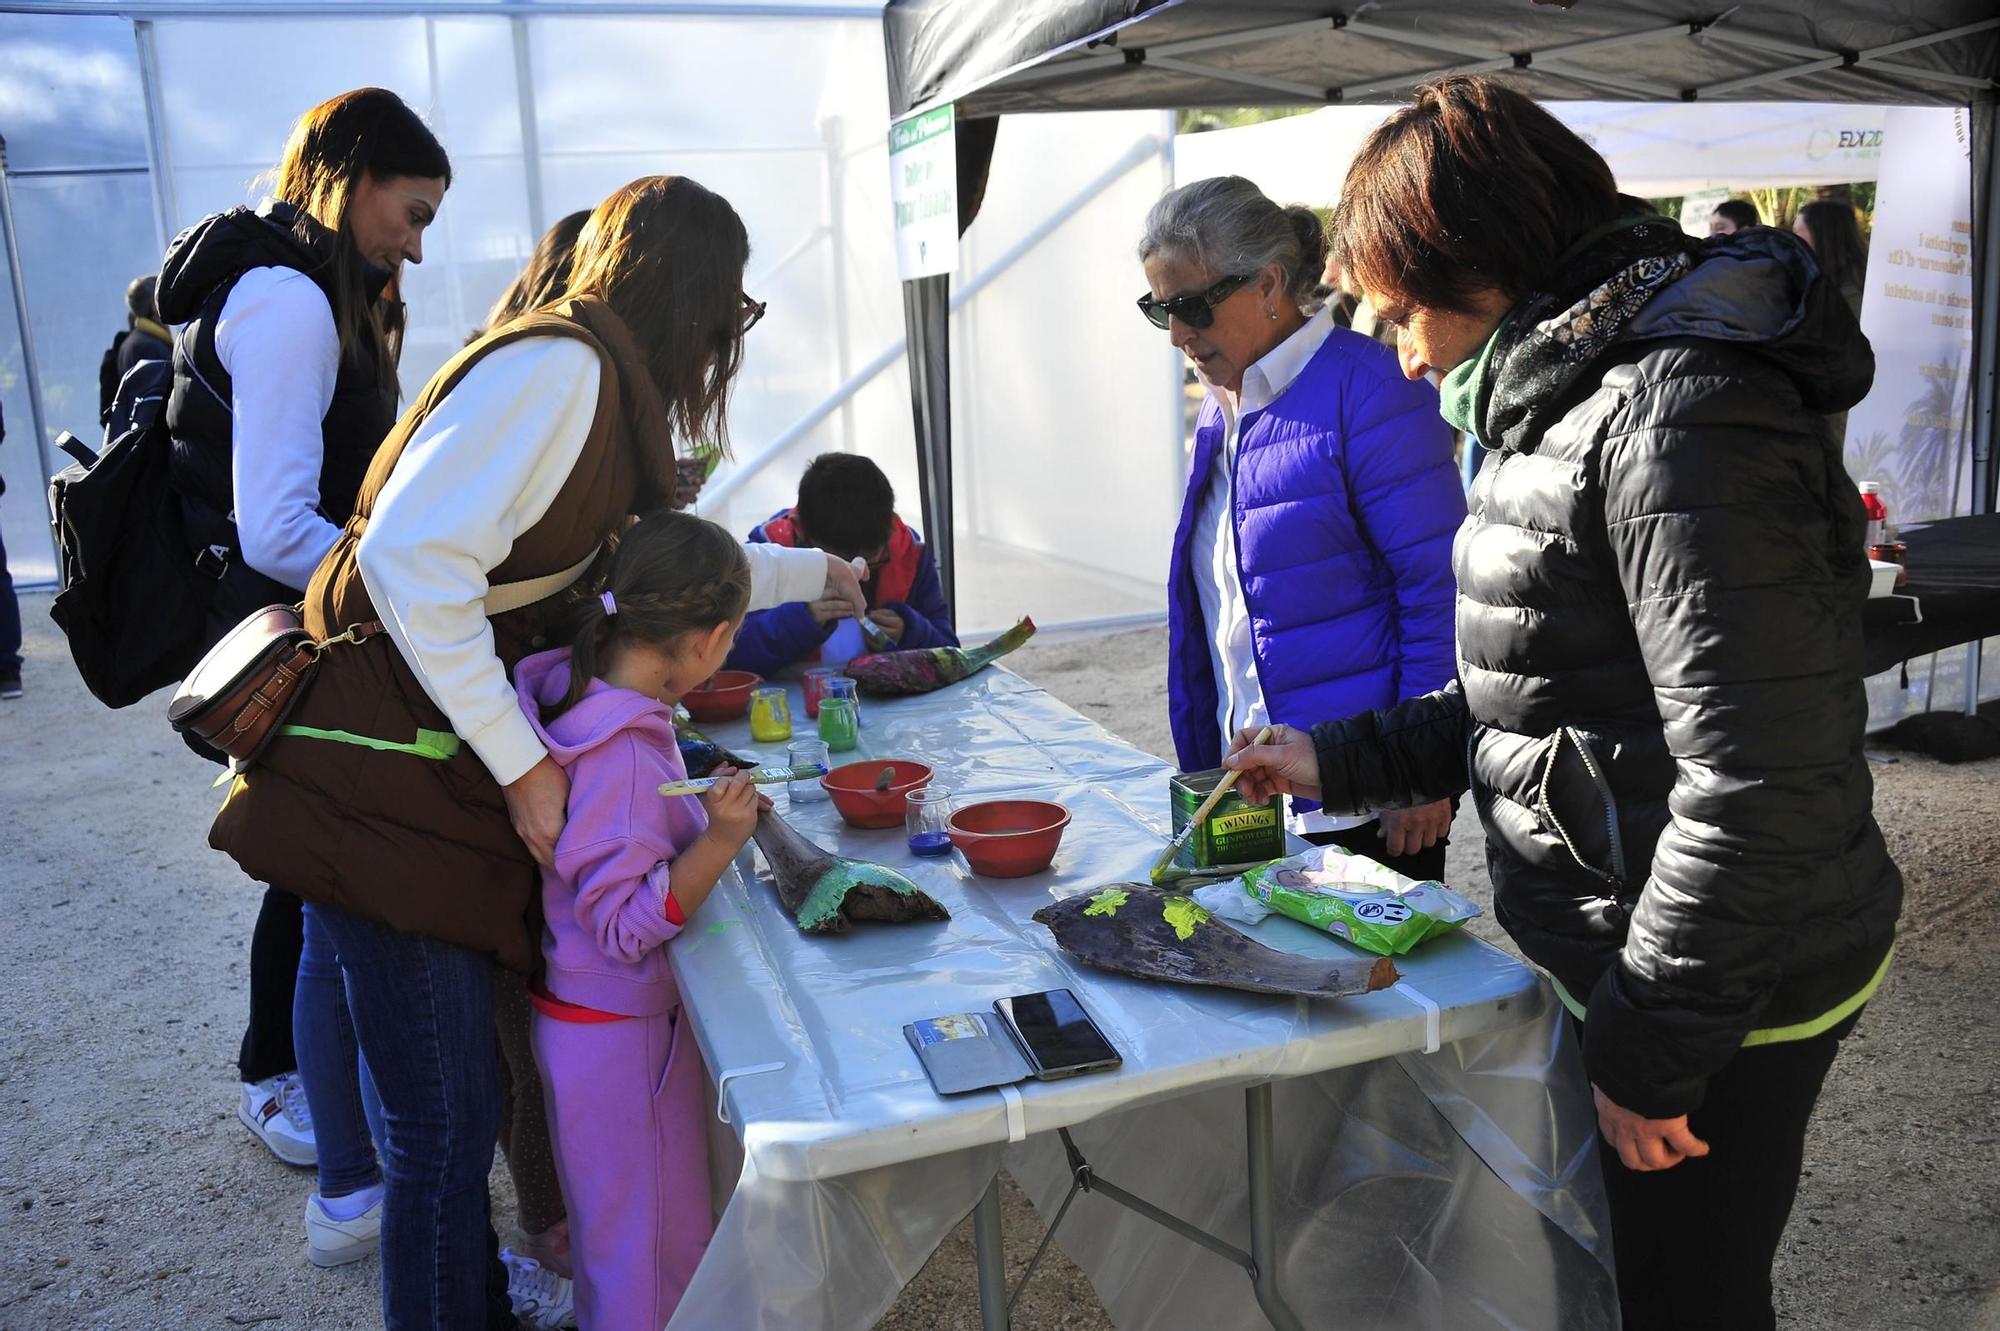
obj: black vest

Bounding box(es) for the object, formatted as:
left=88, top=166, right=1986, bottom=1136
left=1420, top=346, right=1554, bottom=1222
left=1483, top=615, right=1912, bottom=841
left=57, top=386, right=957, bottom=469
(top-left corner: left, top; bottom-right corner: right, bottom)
left=160, top=202, right=399, bottom=614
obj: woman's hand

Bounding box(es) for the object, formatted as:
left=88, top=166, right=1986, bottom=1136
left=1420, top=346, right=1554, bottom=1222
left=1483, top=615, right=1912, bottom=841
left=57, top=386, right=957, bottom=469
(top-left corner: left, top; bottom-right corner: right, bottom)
left=1593, top=1085, right=1709, bottom=1172
left=821, top=553, right=870, bottom=620
left=1380, top=800, right=1453, bottom=857
left=1221, top=724, right=1321, bottom=804
left=503, top=755, right=570, bottom=868
left=672, top=457, right=707, bottom=510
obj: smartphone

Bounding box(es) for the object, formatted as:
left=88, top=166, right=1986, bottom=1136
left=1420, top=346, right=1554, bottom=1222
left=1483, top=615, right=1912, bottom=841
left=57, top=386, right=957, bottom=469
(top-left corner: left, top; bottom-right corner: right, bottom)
left=993, top=989, right=1122, bottom=1081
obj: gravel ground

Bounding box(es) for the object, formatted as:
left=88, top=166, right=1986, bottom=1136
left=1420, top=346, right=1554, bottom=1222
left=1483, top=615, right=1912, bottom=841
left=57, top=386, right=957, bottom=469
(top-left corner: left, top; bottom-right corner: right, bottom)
left=2, top=607, right=1995, bottom=1330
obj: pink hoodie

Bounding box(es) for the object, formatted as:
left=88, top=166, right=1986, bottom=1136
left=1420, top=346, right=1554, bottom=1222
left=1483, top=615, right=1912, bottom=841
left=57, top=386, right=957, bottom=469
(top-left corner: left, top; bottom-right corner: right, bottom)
left=515, top=647, right=707, bottom=1017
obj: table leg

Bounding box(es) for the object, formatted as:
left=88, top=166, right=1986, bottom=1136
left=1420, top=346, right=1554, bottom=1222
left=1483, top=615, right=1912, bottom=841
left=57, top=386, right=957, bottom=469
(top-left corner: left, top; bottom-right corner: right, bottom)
left=1246, top=1083, right=1307, bottom=1331
left=972, top=1172, right=1009, bottom=1331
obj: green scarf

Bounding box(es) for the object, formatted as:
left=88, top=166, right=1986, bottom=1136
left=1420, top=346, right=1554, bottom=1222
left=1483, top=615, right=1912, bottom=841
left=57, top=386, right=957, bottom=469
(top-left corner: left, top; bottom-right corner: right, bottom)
left=1439, top=315, right=1511, bottom=441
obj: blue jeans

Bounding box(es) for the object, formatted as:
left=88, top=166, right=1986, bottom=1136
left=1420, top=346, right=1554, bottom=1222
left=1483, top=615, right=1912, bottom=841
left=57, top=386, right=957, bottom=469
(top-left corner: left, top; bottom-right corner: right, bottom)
left=308, top=902, right=513, bottom=1330
left=296, top=904, right=384, bottom=1198
left=0, top=520, right=21, bottom=674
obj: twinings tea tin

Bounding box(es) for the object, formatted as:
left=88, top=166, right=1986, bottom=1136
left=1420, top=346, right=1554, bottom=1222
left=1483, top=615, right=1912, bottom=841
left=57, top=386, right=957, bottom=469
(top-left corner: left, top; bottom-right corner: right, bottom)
left=1169, top=768, right=1285, bottom=870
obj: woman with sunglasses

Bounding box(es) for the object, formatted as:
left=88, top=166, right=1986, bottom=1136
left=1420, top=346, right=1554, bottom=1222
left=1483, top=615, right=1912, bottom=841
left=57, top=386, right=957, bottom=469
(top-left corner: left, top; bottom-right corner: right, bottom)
left=210, top=176, right=862, bottom=1329
left=1137, top=175, right=1464, bottom=876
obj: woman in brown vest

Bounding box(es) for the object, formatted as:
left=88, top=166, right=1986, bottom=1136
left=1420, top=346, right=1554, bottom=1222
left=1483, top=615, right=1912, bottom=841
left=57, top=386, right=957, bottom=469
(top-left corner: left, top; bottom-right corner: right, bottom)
left=212, top=176, right=865, bottom=1329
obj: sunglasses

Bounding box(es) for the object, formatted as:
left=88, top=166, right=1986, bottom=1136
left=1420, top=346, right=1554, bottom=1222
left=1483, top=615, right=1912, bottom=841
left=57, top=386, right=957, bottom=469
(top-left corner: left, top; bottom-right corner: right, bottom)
left=1136, top=273, right=1253, bottom=330
left=739, top=291, right=767, bottom=334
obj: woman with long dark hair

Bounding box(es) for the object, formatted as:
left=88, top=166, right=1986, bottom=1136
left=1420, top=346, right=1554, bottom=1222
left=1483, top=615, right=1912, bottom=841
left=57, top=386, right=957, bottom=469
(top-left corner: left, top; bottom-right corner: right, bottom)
left=1226, top=75, right=1900, bottom=1330
left=1793, top=198, right=1868, bottom=317
left=209, top=176, right=864, bottom=1328
left=156, top=86, right=449, bottom=1269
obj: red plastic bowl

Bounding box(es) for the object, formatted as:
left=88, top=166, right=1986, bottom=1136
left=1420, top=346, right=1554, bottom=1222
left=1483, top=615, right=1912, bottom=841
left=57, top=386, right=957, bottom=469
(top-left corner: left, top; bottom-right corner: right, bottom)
left=947, top=799, right=1071, bottom=878
left=681, top=670, right=761, bottom=722
left=821, top=759, right=935, bottom=829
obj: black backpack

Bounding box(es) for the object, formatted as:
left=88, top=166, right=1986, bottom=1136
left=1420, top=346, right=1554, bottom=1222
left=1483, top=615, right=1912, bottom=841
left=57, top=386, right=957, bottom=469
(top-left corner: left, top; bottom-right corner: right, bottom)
left=48, top=353, right=238, bottom=708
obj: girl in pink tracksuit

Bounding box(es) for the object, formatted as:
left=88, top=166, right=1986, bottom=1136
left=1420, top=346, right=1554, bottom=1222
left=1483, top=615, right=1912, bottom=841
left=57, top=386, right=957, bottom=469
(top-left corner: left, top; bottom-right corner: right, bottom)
left=514, top=511, right=764, bottom=1331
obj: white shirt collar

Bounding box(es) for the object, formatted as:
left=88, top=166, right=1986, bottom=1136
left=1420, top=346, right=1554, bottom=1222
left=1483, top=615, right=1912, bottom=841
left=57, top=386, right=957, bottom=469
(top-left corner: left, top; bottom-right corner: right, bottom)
left=1211, top=302, right=1337, bottom=424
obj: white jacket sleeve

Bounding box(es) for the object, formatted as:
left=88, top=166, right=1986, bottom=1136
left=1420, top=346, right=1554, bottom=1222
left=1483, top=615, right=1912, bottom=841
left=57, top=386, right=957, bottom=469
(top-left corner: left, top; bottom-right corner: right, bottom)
left=215, top=267, right=343, bottom=591
left=743, top=542, right=832, bottom=612
left=358, top=337, right=602, bottom=787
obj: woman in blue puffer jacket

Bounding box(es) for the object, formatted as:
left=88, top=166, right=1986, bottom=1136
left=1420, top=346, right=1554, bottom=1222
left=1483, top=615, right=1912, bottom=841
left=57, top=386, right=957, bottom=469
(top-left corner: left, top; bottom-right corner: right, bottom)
left=1138, top=176, right=1464, bottom=878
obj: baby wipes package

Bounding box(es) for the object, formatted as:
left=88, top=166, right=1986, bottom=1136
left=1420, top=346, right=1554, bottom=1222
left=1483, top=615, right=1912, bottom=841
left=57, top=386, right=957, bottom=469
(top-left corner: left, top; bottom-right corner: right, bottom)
left=1240, top=846, right=1480, bottom=956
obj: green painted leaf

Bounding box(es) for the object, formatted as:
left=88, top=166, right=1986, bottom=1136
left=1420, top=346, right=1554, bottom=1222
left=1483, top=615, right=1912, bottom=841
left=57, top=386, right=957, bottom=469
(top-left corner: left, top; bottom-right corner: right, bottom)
left=1161, top=895, right=1212, bottom=941
left=1084, top=888, right=1129, bottom=918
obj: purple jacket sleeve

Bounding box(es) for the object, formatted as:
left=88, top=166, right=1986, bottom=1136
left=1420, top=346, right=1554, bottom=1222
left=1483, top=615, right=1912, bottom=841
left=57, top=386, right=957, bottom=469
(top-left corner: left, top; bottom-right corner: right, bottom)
left=885, top=545, right=958, bottom=650
left=551, top=735, right=685, bottom=966
left=726, top=600, right=832, bottom=676
left=1342, top=373, right=1464, bottom=700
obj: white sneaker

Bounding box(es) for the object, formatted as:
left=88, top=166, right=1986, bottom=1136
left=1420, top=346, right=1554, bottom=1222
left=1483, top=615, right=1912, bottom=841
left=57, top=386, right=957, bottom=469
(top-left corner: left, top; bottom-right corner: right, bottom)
left=502, top=1249, right=578, bottom=1330
left=238, top=1074, right=316, bottom=1166
left=305, top=1190, right=382, bottom=1268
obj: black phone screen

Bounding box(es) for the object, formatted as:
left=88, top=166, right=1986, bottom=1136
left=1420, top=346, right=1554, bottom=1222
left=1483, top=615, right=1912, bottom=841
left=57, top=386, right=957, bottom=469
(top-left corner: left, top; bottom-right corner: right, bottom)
left=995, top=989, right=1120, bottom=1076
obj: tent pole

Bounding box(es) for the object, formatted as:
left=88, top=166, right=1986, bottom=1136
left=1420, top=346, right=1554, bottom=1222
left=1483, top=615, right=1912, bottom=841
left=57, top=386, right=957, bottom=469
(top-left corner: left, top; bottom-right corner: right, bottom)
left=900, top=274, right=953, bottom=609
left=511, top=17, right=548, bottom=241
left=1965, top=103, right=1999, bottom=717
left=0, top=138, right=58, bottom=495
left=133, top=20, right=179, bottom=252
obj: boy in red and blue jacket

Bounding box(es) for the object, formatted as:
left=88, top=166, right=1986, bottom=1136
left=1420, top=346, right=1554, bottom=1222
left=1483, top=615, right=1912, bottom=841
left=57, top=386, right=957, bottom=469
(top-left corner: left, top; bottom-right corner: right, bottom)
left=726, top=453, right=957, bottom=676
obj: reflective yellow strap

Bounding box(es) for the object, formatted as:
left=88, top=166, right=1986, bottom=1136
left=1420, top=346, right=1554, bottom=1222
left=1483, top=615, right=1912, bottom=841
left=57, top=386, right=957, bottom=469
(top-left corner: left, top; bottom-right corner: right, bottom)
left=1550, top=945, right=1896, bottom=1048
left=277, top=724, right=462, bottom=762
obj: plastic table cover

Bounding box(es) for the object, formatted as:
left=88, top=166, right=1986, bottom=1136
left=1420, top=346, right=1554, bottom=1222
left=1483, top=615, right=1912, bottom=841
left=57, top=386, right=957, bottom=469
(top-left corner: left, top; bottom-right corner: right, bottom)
left=667, top=666, right=1617, bottom=1330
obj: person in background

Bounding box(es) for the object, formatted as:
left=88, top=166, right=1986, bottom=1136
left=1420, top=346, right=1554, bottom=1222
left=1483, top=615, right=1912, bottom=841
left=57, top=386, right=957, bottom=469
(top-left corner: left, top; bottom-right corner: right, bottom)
left=1225, top=75, right=1900, bottom=1331
left=516, top=510, right=760, bottom=1331
left=726, top=451, right=956, bottom=675
left=477, top=210, right=706, bottom=516
left=0, top=397, right=20, bottom=699
left=208, top=175, right=863, bottom=1330
left=1136, top=175, right=1463, bottom=882
left=98, top=274, right=172, bottom=424
left=1794, top=198, right=1868, bottom=317
left=462, top=206, right=597, bottom=1307
left=1707, top=198, right=1762, bottom=237
left=155, top=85, right=449, bottom=1276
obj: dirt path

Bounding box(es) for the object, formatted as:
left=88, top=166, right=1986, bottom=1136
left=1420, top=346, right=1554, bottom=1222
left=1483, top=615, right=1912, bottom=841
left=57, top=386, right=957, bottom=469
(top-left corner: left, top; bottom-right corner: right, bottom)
left=2, top=609, right=1994, bottom=1329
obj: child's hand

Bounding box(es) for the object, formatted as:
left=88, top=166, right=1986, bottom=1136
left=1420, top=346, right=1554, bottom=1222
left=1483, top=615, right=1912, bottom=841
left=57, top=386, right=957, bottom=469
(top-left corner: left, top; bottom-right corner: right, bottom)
left=699, top=768, right=760, bottom=850
left=808, top=597, right=852, bottom=628
left=866, top=607, right=906, bottom=643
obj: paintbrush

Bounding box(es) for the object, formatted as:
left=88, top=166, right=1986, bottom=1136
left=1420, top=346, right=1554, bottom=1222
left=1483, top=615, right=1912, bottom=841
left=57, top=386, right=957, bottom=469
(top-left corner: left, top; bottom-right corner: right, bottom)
left=1148, top=725, right=1274, bottom=884
left=658, top=763, right=827, bottom=798
left=857, top=614, right=894, bottom=650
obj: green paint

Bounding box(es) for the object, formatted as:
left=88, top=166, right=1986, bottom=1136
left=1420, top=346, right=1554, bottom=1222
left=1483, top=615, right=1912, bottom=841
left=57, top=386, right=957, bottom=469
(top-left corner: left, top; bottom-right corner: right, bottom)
left=1084, top=888, right=1128, bottom=918
left=1161, top=895, right=1211, bottom=941
left=792, top=857, right=928, bottom=933
left=278, top=724, right=461, bottom=761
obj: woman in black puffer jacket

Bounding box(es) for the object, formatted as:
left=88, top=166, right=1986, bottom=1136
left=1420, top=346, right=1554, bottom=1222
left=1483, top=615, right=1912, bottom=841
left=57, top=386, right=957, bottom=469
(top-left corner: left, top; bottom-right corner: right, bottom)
left=1225, top=76, right=1900, bottom=1331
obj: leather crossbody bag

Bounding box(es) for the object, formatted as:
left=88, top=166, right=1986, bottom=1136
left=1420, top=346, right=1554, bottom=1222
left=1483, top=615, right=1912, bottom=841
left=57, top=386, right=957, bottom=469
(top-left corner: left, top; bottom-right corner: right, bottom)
left=167, top=548, right=598, bottom=767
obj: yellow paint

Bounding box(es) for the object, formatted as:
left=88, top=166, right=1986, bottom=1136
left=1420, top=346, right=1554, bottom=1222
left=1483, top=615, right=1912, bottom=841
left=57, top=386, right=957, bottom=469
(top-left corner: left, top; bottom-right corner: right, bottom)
left=1161, top=895, right=1211, bottom=941
left=1084, top=888, right=1129, bottom=917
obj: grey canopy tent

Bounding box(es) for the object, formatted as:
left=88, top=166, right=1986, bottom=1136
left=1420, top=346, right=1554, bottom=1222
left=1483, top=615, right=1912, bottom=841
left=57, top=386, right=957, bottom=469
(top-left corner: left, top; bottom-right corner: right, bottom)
left=881, top=0, right=2000, bottom=606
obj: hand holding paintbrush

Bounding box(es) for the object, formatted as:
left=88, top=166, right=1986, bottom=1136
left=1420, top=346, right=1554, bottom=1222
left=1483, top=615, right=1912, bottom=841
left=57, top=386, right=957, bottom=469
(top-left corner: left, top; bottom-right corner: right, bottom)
left=1149, top=725, right=1274, bottom=883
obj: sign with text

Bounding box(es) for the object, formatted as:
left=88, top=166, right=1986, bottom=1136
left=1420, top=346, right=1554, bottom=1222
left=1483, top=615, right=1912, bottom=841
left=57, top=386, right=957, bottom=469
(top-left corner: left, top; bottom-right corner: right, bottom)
left=891, top=104, right=958, bottom=280
left=1845, top=107, right=1974, bottom=524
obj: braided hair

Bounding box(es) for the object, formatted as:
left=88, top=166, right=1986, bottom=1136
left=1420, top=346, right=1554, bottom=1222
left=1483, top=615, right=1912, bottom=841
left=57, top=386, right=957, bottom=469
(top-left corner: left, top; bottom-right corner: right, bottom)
left=543, top=509, right=752, bottom=723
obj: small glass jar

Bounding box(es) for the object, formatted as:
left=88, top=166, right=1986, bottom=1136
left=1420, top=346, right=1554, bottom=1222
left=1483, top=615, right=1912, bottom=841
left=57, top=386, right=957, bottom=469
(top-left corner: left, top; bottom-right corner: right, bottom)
left=748, top=685, right=793, bottom=742
left=906, top=786, right=955, bottom=856
left=825, top=674, right=861, bottom=726
left=801, top=666, right=842, bottom=719
left=817, top=696, right=860, bottom=753
left=786, top=738, right=830, bottom=804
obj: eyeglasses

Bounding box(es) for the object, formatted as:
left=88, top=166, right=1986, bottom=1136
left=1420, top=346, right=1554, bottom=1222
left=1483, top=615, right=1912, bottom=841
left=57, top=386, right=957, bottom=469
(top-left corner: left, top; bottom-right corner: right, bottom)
left=740, top=292, right=767, bottom=334
left=1136, top=273, right=1253, bottom=330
